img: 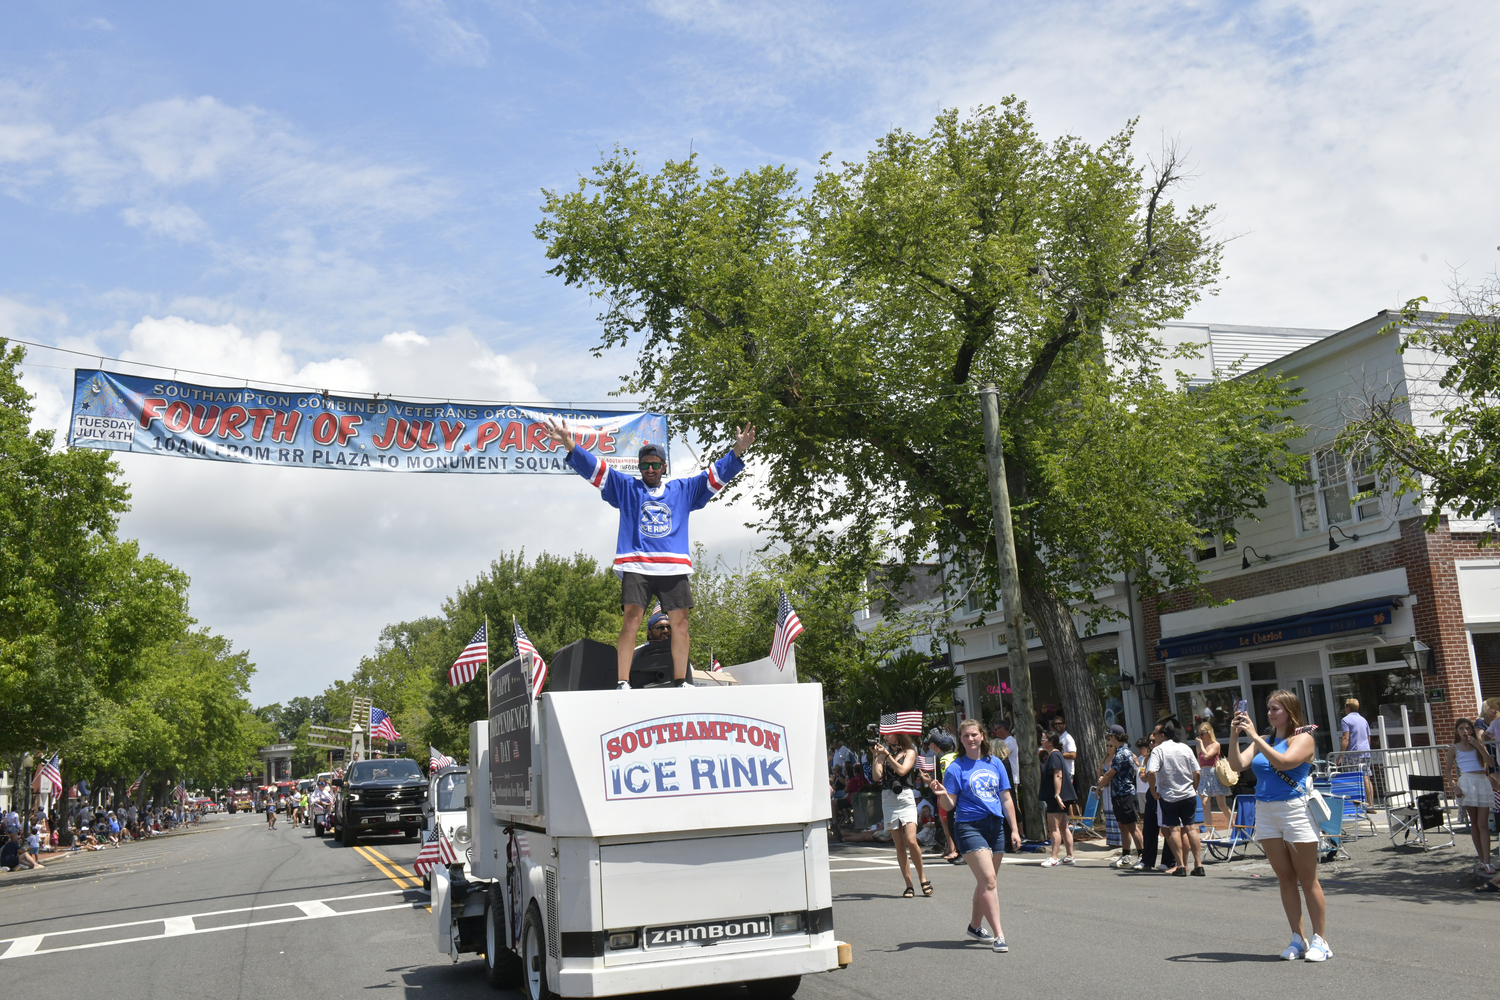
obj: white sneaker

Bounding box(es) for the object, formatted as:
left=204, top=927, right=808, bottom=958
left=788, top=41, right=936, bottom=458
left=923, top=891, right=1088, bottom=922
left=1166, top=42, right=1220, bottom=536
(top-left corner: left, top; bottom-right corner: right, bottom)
left=616, top=681, right=631, bottom=690
left=1303, top=935, right=1332, bottom=962
left=992, top=937, right=1008, bottom=953
left=1040, top=857, right=1061, bottom=867
left=1112, top=855, right=1133, bottom=868
left=1060, top=856, right=1075, bottom=866
left=965, top=924, right=994, bottom=944
left=1281, top=934, right=1306, bottom=961
left=1130, top=860, right=1148, bottom=871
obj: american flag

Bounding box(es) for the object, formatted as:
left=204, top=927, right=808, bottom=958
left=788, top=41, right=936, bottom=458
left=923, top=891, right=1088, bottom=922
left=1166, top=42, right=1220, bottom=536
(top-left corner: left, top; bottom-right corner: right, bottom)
left=879, top=711, right=925, bottom=735
left=412, top=825, right=458, bottom=877
left=127, top=771, right=147, bottom=795
left=448, top=623, right=488, bottom=686
left=915, top=754, right=935, bottom=774
left=430, top=746, right=455, bottom=771
left=172, top=783, right=187, bottom=803
left=515, top=619, right=548, bottom=699
left=370, top=706, right=401, bottom=742
left=711, top=655, right=722, bottom=672
left=35, top=753, right=62, bottom=797
left=769, top=589, right=804, bottom=670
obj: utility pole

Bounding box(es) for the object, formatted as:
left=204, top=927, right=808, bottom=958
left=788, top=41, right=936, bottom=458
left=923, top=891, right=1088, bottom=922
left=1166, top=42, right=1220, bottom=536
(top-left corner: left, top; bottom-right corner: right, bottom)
left=979, top=384, right=1043, bottom=842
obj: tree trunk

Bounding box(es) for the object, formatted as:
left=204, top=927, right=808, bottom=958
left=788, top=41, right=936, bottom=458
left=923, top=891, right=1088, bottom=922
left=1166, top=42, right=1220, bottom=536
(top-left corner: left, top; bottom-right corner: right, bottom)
left=1021, top=582, right=1107, bottom=807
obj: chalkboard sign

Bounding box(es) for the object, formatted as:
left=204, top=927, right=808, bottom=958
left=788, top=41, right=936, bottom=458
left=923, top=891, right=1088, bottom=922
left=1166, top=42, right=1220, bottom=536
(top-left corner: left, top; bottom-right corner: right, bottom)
left=488, top=653, right=535, bottom=814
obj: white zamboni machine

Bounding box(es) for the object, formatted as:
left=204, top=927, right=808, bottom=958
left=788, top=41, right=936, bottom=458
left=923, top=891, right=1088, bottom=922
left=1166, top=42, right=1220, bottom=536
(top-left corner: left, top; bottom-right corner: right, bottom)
left=429, top=638, right=850, bottom=1000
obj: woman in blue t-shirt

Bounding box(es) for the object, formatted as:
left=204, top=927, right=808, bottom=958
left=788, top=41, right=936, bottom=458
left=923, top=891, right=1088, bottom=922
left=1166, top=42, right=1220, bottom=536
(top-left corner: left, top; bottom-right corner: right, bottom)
left=1226, top=690, right=1330, bottom=963
left=930, top=719, right=1021, bottom=954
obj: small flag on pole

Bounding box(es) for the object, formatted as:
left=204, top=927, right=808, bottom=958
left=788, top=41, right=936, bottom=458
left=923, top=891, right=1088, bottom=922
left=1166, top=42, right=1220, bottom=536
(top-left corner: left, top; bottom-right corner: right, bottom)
left=172, top=783, right=187, bottom=803
left=430, top=746, right=455, bottom=771
left=514, top=619, right=548, bottom=699
left=413, top=825, right=458, bottom=876
left=769, top=589, right=804, bottom=670
left=448, top=623, right=488, bottom=686
left=128, top=771, right=146, bottom=795
left=370, top=706, right=401, bottom=741
left=879, top=711, right=925, bottom=735
left=915, top=754, right=935, bottom=774
left=711, top=655, right=722, bottom=672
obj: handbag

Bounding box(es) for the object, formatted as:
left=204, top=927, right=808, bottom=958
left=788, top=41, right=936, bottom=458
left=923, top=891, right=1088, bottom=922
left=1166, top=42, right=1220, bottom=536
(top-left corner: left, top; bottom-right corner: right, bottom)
left=1214, top=757, right=1239, bottom=789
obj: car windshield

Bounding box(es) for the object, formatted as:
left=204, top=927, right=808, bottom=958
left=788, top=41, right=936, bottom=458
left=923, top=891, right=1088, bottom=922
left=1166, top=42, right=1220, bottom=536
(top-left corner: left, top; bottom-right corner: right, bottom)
left=347, top=760, right=422, bottom=782
left=435, top=771, right=468, bottom=812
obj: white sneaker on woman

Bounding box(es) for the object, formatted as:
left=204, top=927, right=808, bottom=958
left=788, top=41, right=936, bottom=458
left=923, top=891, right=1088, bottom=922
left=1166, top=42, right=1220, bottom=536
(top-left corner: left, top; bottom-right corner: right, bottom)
left=1280, top=934, right=1306, bottom=961
left=1303, top=935, right=1333, bottom=962
left=1040, top=858, right=1061, bottom=867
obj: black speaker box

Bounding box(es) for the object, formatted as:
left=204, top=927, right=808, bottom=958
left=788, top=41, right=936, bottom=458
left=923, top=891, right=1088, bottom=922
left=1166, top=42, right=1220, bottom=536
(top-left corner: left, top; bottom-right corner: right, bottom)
left=548, top=638, right=619, bottom=692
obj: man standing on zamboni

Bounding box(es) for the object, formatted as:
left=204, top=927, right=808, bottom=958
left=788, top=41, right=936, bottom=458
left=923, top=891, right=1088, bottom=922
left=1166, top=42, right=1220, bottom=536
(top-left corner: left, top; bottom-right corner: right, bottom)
left=545, top=418, right=756, bottom=689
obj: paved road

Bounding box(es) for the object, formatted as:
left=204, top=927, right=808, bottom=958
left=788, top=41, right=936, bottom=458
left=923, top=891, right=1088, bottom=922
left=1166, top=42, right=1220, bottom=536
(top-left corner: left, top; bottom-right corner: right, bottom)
left=2, top=814, right=1498, bottom=998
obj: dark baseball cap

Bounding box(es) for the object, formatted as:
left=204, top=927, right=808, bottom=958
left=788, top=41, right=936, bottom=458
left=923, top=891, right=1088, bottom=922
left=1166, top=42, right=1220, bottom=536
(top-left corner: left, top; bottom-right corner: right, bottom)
left=638, top=443, right=665, bottom=463
left=1108, top=724, right=1127, bottom=739
left=647, top=611, right=669, bottom=628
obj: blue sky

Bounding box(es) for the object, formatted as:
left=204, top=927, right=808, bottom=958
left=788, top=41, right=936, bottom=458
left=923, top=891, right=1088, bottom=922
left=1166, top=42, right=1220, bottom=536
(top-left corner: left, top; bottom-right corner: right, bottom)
left=4, top=1, right=1497, bottom=704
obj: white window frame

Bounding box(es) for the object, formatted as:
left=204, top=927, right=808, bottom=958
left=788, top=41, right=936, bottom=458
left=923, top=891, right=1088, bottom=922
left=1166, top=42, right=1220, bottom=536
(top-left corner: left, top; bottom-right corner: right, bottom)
left=1293, top=446, right=1384, bottom=534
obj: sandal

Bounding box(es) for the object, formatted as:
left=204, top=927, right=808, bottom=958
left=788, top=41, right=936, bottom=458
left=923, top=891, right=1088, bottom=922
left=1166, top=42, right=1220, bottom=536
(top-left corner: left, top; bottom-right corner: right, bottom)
left=1477, top=882, right=1500, bottom=894
left=902, top=885, right=915, bottom=898
left=921, top=880, right=933, bottom=897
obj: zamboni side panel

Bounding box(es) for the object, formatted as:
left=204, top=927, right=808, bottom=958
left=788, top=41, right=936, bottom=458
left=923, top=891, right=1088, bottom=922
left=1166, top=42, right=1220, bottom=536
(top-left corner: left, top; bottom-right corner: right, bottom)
left=542, top=684, right=831, bottom=839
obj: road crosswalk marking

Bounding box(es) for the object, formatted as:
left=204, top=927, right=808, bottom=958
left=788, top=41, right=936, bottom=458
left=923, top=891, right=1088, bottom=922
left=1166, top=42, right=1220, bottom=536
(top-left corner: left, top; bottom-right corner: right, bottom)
left=0, top=887, right=426, bottom=962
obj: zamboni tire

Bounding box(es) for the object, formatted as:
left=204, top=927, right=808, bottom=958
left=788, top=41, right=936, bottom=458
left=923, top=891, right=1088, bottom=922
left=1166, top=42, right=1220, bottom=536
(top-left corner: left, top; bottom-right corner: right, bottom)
left=484, top=885, right=522, bottom=988
left=747, top=977, right=802, bottom=1000
left=522, top=901, right=556, bottom=1000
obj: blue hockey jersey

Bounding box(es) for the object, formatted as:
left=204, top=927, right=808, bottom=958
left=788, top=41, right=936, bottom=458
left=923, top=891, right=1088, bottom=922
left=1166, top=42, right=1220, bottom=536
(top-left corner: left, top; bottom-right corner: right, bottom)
left=566, top=446, right=745, bottom=577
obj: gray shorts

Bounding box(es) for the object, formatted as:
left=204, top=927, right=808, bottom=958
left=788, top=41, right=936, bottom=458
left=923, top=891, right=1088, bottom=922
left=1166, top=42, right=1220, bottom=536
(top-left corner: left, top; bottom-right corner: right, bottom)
left=621, top=572, right=693, bottom=612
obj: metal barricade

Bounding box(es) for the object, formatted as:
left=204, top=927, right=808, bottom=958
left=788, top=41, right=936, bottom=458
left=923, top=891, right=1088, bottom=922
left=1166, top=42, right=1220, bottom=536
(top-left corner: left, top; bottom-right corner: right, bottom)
left=1328, top=746, right=1455, bottom=850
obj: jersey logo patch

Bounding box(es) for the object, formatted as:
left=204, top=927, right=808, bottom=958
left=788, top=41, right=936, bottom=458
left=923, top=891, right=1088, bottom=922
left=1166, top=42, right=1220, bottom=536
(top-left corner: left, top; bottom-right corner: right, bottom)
left=640, top=501, right=672, bottom=538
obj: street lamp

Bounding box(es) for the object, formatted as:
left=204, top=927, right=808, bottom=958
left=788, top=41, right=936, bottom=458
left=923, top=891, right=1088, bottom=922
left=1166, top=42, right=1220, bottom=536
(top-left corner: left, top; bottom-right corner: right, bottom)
left=1118, top=673, right=1135, bottom=692
left=1401, top=638, right=1435, bottom=677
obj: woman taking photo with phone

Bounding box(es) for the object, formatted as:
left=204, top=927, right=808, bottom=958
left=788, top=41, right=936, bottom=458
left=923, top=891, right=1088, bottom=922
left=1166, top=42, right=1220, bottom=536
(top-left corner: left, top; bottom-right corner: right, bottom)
left=871, top=732, right=931, bottom=898
left=929, top=719, right=1021, bottom=952
left=1226, top=690, right=1331, bottom=961
left=1445, top=718, right=1495, bottom=875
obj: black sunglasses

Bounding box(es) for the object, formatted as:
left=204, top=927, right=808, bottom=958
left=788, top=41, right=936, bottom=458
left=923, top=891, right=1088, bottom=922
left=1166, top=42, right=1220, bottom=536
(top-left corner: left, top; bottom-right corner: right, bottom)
left=640, top=461, right=664, bottom=470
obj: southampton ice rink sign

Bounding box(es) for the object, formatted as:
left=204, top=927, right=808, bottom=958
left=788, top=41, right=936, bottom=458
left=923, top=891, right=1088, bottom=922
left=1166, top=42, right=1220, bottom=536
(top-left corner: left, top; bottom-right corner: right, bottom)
left=68, top=369, right=668, bottom=475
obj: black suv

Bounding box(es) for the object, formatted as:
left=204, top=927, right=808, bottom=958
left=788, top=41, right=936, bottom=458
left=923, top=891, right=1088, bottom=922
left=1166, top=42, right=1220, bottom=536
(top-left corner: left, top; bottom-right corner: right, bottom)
left=334, top=759, right=428, bottom=846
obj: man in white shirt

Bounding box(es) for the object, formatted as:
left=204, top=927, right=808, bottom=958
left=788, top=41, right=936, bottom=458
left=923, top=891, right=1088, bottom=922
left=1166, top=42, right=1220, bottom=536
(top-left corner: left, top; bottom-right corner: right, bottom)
left=1146, top=720, right=1204, bottom=875
left=1051, top=715, right=1078, bottom=801
left=993, top=720, right=1020, bottom=786
left=830, top=741, right=855, bottom=774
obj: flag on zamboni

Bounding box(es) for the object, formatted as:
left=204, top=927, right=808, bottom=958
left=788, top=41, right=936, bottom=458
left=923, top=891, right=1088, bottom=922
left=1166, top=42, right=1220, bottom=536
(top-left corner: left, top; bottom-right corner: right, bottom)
left=514, top=619, right=548, bottom=699
left=413, top=825, right=458, bottom=877
left=448, top=623, right=488, bottom=686
left=430, top=746, right=455, bottom=771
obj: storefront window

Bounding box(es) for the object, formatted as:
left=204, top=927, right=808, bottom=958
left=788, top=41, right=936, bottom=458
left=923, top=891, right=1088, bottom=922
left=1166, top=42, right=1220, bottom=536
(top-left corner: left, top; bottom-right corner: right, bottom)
left=1329, top=646, right=1428, bottom=748
left=1088, top=650, right=1123, bottom=729
left=1172, top=665, right=1243, bottom=739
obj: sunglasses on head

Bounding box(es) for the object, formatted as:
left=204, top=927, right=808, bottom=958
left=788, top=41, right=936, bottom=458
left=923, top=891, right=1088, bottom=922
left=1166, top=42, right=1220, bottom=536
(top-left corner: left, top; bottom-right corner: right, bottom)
left=640, top=461, right=664, bottom=470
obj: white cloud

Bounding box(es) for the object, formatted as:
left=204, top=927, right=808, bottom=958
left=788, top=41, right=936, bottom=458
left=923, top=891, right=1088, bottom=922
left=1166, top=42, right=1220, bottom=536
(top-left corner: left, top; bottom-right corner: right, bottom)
left=120, top=203, right=210, bottom=242
left=383, top=330, right=430, bottom=348
left=392, top=0, right=491, bottom=68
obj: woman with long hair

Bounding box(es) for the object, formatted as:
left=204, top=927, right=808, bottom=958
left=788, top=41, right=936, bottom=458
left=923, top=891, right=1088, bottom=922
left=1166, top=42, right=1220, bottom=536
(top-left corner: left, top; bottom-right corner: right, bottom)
left=871, top=731, right=931, bottom=898
left=929, top=719, right=1020, bottom=952
left=1444, top=718, right=1495, bottom=875
left=1038, top=730, right=1076, bottom=867
left=1196, top=721, right=1234, bottom=836
left=1226, top=690, right=1331, bottom=961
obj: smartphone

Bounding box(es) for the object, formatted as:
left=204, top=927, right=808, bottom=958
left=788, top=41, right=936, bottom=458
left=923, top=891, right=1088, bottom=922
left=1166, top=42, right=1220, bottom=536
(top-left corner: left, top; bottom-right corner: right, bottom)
left=1234, top=699, right=1249, bottom=716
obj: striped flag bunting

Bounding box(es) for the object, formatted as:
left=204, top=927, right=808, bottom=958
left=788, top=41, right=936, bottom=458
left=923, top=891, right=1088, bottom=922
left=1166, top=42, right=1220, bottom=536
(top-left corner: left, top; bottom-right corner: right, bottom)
left=34, top=753, right=63, bottom=797
left=370, top=706, right=401, bottom=741
left=769, top=589, right=804, bottom=670
left=413, top=825, right=458, bottom=877
left=514, top=619, right=548, bottom=699
left=430, top=746, right=456, bottom=771
left=879, top=711, right=925, bottom=735
left=915, top=754, right=935, bottom=774
left=448, top=623, right=488, bottom=686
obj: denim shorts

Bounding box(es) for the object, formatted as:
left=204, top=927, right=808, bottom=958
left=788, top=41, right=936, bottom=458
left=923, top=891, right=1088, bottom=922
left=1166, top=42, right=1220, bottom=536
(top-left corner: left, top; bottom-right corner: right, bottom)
left=953, top=814, right=1007, bottom=855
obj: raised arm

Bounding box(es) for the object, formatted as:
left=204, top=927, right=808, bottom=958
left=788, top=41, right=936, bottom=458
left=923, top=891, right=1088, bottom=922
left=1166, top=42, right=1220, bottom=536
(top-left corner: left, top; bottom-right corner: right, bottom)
left=734, top=423, right=756, bottom=457
left=544, top=418, right=575, bottom=453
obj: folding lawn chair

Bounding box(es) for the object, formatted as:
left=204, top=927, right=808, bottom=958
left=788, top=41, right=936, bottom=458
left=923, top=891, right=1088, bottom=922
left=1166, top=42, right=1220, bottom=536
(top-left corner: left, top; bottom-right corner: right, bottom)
left=1328, top=770, right=1376, bottom=837
left=1069, top=789, right=1100, bottom=839
left=1387, top=774, right=1455, bottom=851
left=1204, top=796, right=1257, bottom=862
left=1318, top=794, right=1350, bottom=861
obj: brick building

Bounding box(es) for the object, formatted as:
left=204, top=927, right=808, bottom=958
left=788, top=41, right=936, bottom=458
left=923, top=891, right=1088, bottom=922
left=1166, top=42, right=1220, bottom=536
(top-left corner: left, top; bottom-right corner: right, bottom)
left=1144, top=311, right=1500, bottom=752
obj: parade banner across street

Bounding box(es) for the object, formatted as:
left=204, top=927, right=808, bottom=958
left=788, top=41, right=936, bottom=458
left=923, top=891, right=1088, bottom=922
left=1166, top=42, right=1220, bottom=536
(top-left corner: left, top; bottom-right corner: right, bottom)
left=67, top=369, right=669, bottom=475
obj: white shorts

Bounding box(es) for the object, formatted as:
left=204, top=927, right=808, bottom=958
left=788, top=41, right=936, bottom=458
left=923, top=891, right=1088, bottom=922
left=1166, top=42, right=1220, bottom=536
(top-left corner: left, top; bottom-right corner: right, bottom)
left=1253, top=797, right=1319, bottom=844
left=1458, top=772, right=1494, bottom=809
left=882, top=788, right=918, bottom=830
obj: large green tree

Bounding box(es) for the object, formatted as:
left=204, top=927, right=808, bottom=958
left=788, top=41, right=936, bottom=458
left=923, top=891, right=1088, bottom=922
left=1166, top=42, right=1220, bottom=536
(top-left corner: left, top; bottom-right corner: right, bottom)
left=1338, top=281, right=1500, bottom=541
left=1, top=340, right=192, bottom=759
left=536, top=102, right=1304, bottom=795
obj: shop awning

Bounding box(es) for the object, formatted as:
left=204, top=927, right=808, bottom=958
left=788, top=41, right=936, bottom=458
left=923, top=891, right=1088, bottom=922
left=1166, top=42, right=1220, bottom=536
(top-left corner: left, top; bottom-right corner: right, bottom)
left=1155, top=596, right=1402, bottom=661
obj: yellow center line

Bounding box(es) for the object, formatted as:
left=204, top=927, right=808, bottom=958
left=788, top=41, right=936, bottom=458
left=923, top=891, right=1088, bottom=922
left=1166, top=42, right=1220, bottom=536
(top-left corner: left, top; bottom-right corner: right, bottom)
left=352, top=845, right=419, bottom=889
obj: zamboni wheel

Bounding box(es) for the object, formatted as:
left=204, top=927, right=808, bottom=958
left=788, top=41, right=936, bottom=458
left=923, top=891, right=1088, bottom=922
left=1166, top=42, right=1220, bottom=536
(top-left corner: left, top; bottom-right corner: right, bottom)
left=484, top=885, right=522, bottom=988
left=747, top=976, right=802, bottom=1000
left=522, top=901, right=556, bottom=1000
